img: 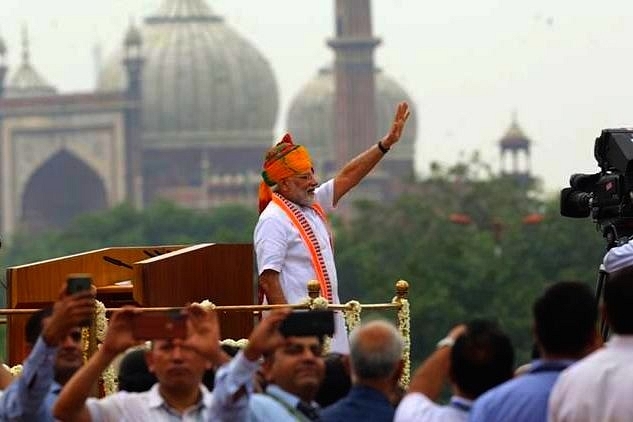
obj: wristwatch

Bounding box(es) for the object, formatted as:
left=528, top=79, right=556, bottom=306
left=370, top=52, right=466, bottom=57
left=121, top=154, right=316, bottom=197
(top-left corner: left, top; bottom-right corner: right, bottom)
left=436, top=336, right=455, bottom=349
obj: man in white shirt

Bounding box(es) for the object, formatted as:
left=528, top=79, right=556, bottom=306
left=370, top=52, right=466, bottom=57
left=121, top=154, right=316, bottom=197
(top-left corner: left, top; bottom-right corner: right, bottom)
left=53, top=305, right=291, bottom=422
left=548, top=241, right=633, bottom=422
left=255, top=102, right=410, bottom=354
left=395, top=320, right=514, bottom=422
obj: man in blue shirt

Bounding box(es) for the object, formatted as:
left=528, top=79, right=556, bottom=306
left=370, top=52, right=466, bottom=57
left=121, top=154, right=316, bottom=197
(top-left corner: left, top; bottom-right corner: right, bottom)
left=469, top=281, right=601, bottom=422
left=320, top=320, right=403, bottom=422
left=0, top=286, right=95, bottom=421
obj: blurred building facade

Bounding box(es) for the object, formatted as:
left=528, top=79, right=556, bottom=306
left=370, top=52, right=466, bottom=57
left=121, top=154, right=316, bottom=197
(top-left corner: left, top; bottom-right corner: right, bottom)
left=0, top=0, right=417, bottom=234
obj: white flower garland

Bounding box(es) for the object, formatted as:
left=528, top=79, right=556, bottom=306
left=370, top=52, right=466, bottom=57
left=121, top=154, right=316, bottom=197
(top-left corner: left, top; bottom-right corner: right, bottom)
left=198, top=299, right=216, bottom=310
left=90, top=299, right=118, bottom=395
left=392, top=296, right=411, bottom=388
left=342, top=300, right=362, bottom=333
left=220, top=338, right=249, bottom=349
left=298, top=296, right=332, bottom=353
left=6, top=363, right=22, bottom=376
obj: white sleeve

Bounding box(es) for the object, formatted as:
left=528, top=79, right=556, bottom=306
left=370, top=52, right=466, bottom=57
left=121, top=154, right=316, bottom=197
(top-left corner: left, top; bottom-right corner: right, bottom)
left=315, top=179, right=335, bottom=212
left=394, top=393, right=436, bottom=422
left=254, top=211, right=289, bottom=275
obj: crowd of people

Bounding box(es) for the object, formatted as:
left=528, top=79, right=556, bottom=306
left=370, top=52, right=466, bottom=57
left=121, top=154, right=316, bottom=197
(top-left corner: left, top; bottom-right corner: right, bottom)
left=0, top=101, right=632, bottom=421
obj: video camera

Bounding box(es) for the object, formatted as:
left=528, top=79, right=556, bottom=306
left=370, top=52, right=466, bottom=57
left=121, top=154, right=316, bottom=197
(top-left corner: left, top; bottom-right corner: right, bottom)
left=561, top=128, right=633, bottom=246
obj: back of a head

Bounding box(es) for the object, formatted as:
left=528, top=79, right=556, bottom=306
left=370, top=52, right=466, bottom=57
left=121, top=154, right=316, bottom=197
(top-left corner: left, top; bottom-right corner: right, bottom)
left=315, top=353, right=352, bottom=407
left=118, top=348, right=157, bottom=392
left=533, top=281, right=597, bottom=357
left=349, top=320, right=404, bottom=381
left=450, top=319, right=514, bottom=399
left=604, top=265, right=633, bottom=334
left=25, top=306, right=53, bottom=347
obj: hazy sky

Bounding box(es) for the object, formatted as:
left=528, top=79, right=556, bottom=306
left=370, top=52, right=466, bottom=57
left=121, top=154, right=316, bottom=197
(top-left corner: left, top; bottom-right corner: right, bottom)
left=2, top=0, right=633, bottom=195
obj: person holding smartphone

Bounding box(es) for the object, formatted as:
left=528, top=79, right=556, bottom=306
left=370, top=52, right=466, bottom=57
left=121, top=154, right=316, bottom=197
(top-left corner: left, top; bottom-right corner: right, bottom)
left=53, top=305, right=292, bottom=422
left=255, top=102, right=410, bottom=354
left=0, top=282, right=95, bottom=421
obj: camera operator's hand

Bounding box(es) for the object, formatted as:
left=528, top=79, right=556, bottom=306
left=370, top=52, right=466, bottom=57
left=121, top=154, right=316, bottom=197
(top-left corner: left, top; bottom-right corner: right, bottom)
left=243, top=308, right=292, bottom=362
left=101, top=307, right=143, bottom=359
left=42, top=285, right=95, bottom=346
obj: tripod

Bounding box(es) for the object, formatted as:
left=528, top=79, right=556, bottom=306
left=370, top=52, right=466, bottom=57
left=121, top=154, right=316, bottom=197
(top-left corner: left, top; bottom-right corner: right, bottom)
left=594, top=264, right=609, bottom=341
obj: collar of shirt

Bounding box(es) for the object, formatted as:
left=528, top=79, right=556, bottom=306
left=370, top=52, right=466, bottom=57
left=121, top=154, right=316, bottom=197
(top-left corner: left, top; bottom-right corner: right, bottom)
left=347, top=385, right=393, bottom=406
left=49, top=381, right=63, bottom=395
left=528, top=359, right=575, bottom=374
left=146, top=383, right=213, bottom=413
left=606, top=334, right=633, bottom=349
left=449, top=396, right=473, bottom=413
left=266, top=384, right=319, bottom=410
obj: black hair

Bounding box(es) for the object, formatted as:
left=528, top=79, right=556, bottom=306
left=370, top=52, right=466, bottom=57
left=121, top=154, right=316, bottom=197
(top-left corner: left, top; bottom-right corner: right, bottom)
left=25, top=306, right=53, bottom=346
left=117, top=348, right=157, bottom=392
left=450, top=319, right=514, bottom=399
left=315, top=353, right=351, bottom=407
left=533, top=281, right=597, bottom=356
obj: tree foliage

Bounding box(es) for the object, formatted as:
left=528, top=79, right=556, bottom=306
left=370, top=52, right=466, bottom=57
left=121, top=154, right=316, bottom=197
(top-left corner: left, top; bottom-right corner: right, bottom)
left=2, top=200, right=258, bottom=268
left=336, top=157, right=604, bottom=365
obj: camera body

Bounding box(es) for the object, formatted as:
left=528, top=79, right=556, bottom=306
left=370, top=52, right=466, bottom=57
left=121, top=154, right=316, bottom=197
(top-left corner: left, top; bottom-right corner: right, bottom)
left=561, top=129, right=633, bottom=244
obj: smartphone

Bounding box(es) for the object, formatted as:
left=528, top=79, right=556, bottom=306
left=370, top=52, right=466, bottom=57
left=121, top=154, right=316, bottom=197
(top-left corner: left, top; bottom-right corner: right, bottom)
left=66, top=274, right=92, bottom=295
left=279, top=310, right=335, bottom=337
left=131, top=311, right=188, bottom=340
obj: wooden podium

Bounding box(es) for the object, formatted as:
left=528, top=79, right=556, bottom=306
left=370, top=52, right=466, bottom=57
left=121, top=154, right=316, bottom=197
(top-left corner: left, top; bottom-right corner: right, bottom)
left=6, top=243, right=254, bottom=364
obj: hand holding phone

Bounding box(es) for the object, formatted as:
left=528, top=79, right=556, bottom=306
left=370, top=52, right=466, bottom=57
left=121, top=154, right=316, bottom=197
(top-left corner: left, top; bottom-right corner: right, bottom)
left=66, top=274, right=92, bottom=295
left=65, top=274, right=94, bottom=326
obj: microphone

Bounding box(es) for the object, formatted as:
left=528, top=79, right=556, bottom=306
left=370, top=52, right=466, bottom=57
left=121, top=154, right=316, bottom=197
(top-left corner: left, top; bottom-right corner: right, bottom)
left=102, top=256, right=133, bottom=269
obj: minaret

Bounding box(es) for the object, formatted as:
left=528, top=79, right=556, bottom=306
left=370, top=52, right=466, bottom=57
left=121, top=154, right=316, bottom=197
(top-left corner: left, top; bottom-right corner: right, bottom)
left=123, top=22, right=145, bottom=209
left=499, top=112, right=531, bottom=184
left=327, top=0, right=381, bottom=167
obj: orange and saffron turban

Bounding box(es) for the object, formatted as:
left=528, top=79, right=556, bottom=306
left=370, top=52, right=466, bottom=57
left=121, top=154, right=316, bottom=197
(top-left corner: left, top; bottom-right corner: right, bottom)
left=258, top=133, right=313, bottom=213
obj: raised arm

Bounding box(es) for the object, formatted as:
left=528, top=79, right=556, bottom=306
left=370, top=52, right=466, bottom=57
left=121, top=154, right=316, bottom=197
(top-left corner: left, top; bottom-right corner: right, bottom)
left=0, top=288, right=94, bottom=420
left=407, top=324, right=465, bottom=400
left=333, top=101, right=410, bottom=205
left=53, top=307, right=141, bottom=422
left=183, top=306, right=290, bottom=422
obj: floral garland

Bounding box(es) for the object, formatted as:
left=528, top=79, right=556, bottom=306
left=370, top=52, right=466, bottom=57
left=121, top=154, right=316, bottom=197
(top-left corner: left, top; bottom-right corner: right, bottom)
left=342, top=300, right=361, bottom=334
left=90, top=299, right=119, bottom=396
left=392, top=296, right=411, bottom=388
left=298, top=296, right=332, bottom=353
left=220, top=338, right=249, bottom=348
left=6, top=363, right=22, bottom=376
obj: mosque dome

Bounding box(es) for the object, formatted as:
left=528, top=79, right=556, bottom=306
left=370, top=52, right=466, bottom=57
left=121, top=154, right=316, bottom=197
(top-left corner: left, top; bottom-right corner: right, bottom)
left=286, top=67, right=417, bottom=168
left=97, top=0, right=278, bottom=147
left=5, top=28, right=57, bottom=98
left=499, top=115, right=531, bottom=150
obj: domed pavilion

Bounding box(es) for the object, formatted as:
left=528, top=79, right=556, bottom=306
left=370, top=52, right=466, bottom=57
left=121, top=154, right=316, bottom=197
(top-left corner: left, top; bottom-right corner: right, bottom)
left=98, top=0, right=279, bottom=207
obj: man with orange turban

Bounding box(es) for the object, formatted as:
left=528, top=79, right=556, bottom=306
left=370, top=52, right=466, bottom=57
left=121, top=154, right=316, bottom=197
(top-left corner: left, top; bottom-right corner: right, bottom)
left=255, top=102, right=410, bottom=353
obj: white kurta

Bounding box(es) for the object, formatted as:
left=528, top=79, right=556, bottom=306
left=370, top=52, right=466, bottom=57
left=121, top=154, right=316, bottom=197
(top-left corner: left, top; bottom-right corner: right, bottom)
left=254, top=179, right=349, bottom=353
left=548, top=335, right=633, bottom=422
